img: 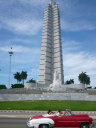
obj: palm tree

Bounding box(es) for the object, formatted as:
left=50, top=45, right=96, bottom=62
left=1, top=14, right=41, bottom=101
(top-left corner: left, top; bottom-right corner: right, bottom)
left=21, top=71, right=27, bottom=85
left=78, top=72, right=90, bottom=87
left=14, top=72, right=21, bottom=84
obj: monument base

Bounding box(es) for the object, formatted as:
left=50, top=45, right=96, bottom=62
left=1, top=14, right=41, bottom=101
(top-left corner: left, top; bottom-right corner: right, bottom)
left=48, top=71, right=85, bottom=91
left=48, top=84, right=85, bottom=92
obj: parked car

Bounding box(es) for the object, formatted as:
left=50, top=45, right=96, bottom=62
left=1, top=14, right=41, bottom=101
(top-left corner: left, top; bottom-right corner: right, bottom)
left=26, top=109, right=94, bottom=128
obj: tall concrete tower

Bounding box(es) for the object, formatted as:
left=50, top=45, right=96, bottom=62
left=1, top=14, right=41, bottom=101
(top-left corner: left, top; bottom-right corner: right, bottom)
left=39, top=0, right=64, bottom=86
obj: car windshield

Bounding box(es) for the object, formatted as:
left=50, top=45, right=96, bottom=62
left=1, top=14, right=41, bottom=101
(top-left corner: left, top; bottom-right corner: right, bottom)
left=64, top=109, right=73, bottom=116
left=43, top=114, right=55, bottom=117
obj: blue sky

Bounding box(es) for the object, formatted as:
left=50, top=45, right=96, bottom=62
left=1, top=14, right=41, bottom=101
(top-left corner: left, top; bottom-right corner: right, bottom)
left=0, top=0, right=96, bottom=88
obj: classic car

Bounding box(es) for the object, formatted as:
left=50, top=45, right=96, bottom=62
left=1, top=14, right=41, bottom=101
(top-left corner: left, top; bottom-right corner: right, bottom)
left=26, top=110, right=94, bottom=128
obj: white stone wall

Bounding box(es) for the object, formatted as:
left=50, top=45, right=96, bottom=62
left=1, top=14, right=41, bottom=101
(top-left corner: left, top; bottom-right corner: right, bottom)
left=24, top=83, right=36, bottom=89
left=64, top=84, right=85, bottom=90
left=0, top=92, right=96, bottom=101
left=24, top=83, right=84, bottom=90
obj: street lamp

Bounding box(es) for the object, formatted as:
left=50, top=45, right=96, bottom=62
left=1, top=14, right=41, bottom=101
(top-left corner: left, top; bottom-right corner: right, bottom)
left=8, top=47, right=13, bottom=89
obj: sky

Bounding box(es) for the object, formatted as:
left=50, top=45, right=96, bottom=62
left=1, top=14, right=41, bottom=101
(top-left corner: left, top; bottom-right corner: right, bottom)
left=0, top=0, right=96, bottom=88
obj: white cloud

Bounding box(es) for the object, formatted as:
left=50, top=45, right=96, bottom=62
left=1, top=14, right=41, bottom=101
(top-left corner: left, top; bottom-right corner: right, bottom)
left=64, top=52, right=96, bottom=70
left=1, top=0, right=95, bottom=34
left=0, top=46, right=10, bottom=52
left=61, top=20, right=96, bottom=31
left=12, top=46, right=40, bottom=65
left=19, top=0, right=49, bottom=6
left=12, top=45, right=39, bottom=53
left=59, top=0, right=96, bottom=31
left=0, top=0, right=43, bottom=36
left=0, top=45, right=40, bottom=64
left=63, top=41, right=96, bottom=87
left=0, top=45, right=40, bottom=53
left=0, top=18, right=42, bottom=35
left=63, top=40, right=80, bottom=52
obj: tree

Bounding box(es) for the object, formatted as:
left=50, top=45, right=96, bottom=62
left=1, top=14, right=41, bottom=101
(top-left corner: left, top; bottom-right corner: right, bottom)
left=27, top=78, right=36, bottom=83
left=65, top=79, right=74, bottom=84
left=78, top=72, right=90, bottom=86
left=0, top=84, right=7, bottom=89
left=65, top=80, right=71, bottom=84
left=21, top=71, right=27, bottom=85
left=14, top=72, right=21, bottom=84
left=70, top=79, right=74, bottom=84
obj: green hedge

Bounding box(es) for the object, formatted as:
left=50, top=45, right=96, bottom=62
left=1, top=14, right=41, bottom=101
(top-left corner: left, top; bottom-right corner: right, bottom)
left=11, top=84, right=24, bottom=88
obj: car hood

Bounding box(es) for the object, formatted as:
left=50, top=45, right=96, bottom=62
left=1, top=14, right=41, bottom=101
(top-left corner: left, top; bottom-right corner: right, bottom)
left=30, top=116, right=54, bottom=125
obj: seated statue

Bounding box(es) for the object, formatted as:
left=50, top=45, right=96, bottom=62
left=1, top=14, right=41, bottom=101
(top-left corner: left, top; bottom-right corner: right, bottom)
left=49, top=70, right=61, bottom=88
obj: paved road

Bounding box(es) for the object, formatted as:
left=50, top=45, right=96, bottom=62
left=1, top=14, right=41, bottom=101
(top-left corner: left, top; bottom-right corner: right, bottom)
left=0, top=117, right=96, bottom=128
left=0, top=118, right=27, bottom=128
left=0, top=111, right=96, bottom=128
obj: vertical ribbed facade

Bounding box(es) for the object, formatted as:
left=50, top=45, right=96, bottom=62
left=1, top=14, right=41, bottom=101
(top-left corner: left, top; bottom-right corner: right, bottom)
left=39, top=0, right=64, bottom=86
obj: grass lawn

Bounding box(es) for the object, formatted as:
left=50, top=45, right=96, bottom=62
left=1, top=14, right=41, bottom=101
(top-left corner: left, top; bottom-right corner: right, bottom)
left=0, top=101, right=96, bottom=111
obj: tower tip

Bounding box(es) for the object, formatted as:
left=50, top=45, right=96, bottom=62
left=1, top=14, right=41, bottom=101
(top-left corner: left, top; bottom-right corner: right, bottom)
left=49, top=0, right=56, bottom=5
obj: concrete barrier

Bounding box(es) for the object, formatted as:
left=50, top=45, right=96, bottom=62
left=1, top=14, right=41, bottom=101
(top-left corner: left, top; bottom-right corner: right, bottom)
left=0, top=92, right=96, bottom=101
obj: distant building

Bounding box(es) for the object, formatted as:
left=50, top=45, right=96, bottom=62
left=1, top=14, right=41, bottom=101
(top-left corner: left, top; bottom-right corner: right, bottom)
left=39, top=0, right=64, bottom=86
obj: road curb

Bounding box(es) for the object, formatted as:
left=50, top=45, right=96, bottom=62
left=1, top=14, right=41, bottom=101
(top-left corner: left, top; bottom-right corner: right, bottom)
left=0, top=110, right=96, bottom=119
left=0, top=110, right=96, bottom=114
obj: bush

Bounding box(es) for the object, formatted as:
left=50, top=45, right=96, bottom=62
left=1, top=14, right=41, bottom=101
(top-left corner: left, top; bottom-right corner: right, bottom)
left=27, top=79, right=36, bottom=83
left=0, top=85, right=7, bottom=89
left=11, top=84, right=24, bottom=88
left=87, top=86, right=92, bottom=89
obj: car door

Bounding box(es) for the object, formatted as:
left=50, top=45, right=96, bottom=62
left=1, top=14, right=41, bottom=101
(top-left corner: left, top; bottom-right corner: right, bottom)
left=51, top=116, right=70, bottom=127
left=52, top=115, right=80, bottom=127
left=56, top=116, right=72, bottom=127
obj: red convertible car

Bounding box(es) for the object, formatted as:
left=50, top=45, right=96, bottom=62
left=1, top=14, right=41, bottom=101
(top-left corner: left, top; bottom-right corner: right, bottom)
left=27, top=110, right=94, bottom=128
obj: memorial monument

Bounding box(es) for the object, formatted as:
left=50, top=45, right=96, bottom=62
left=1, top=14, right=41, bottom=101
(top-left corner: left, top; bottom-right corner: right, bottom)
left=25, top=0, right=85, bottom=91
left=39, top=0, right=64, bottom=86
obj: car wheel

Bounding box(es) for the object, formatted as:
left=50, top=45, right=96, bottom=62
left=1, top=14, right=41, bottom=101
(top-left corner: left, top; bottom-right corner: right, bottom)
left=39, top=124, right=49, bottom=128
left=80, top=123, right=89, bottom=128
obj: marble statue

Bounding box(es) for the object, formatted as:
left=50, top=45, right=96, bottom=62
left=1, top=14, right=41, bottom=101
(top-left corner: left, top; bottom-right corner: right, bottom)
left=49, top=71, right=63, bottom=91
